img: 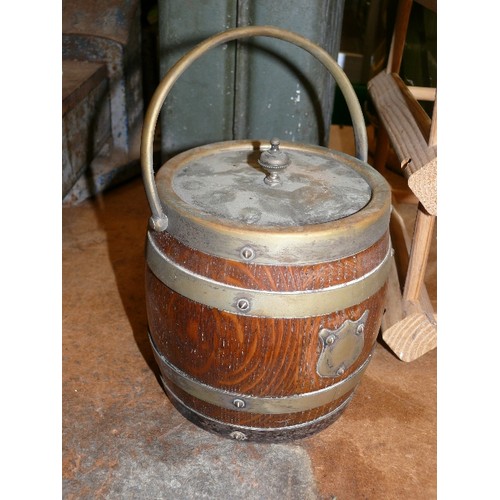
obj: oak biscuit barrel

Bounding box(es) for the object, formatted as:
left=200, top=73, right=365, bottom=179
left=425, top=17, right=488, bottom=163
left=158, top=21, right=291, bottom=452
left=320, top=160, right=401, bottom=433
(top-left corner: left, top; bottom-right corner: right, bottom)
left=141, top=26, right=392, bottom=442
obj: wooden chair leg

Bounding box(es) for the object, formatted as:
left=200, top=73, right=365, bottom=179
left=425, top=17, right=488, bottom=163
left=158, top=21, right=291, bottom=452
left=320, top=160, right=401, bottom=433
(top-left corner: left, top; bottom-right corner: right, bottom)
left=403, top=204, right=436, bottom=306
left=381, top=203, right=437, bottom=362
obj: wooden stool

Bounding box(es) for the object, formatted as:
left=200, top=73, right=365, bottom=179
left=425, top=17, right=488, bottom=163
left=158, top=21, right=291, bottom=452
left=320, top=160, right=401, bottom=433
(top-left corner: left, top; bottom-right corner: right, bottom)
left=368, top=0, right=437, bottom=362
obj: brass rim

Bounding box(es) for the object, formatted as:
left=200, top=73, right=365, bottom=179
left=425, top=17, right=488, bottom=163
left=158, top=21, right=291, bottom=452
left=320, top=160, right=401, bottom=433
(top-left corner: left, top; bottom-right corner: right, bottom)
left=153, top=140, right=391, bottom=264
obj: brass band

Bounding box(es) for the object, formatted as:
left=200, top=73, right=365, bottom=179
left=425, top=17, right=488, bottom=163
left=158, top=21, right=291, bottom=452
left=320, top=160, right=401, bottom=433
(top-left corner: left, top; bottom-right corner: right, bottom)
left=162, top=379, right=354, bottom=434
left=147, top=232, right=391, bottom=318
left=149, top=331, right=373, bottom=415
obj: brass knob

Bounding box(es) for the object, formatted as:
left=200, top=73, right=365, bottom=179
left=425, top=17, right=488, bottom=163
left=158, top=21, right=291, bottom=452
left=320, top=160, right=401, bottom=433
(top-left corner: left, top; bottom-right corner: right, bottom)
left=258, top=138, right=290, bottom=186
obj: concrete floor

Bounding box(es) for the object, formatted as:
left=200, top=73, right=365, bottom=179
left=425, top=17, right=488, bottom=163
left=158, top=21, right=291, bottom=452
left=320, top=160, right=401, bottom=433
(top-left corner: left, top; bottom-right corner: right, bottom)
left=62, top=127, right=436, bottom=499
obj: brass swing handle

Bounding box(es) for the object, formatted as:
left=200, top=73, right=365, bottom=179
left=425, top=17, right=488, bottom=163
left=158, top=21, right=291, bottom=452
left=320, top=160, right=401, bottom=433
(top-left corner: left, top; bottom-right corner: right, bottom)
left=141, top=25, right=368, bottom=232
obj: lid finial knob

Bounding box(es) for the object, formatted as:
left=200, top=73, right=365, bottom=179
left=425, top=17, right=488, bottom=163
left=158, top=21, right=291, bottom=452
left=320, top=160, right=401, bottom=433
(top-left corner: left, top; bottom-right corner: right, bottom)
left=258, top=138, right=290, bottom=186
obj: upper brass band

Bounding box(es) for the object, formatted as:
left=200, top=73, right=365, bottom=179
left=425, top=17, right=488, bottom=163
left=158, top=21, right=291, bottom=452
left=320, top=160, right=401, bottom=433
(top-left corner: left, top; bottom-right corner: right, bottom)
left=147, top=232, right=391, bottom=319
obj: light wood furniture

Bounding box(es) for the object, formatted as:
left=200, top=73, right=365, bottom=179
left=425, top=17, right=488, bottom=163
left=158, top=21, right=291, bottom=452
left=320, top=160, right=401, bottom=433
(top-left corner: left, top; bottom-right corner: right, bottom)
left=368, top=0, right=437, bottom=362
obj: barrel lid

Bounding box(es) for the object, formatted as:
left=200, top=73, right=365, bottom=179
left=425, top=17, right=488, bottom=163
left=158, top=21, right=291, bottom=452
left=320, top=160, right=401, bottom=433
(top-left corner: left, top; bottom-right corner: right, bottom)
left=168, top=139, right=371, bottom=227
left=155, top=140, right=390, bottom=265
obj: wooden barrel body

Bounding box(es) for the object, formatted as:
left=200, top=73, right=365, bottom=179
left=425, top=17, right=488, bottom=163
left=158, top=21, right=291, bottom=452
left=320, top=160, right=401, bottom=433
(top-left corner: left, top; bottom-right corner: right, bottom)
left=144, top=140, right=391, bottom=442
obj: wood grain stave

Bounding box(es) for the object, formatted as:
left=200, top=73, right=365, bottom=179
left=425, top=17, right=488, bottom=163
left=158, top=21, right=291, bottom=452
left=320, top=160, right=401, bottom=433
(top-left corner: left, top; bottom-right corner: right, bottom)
left=146, top=230, right=388, bottom=435
left=147, top=271, right=385, bottom=394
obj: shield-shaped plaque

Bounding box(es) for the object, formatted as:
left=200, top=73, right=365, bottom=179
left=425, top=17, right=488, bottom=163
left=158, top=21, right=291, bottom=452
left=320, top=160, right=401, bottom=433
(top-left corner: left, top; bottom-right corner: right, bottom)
left=317, top=310, right=369, bottom=378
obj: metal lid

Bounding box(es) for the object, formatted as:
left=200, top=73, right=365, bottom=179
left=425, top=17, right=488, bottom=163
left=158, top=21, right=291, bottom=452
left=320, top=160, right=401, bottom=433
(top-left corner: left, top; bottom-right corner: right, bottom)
left=170, top=139, right=371, bottom=228
left=155, top=140, right=390, bottom=265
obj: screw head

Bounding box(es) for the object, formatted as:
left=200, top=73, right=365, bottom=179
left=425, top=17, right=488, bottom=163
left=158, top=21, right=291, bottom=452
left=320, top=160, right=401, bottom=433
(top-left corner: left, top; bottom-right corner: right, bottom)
left=232, top=398, right=246, bottom=409
left=236, top=298, right=250, bottom=311
left=240, top=246, right=255, bottom=261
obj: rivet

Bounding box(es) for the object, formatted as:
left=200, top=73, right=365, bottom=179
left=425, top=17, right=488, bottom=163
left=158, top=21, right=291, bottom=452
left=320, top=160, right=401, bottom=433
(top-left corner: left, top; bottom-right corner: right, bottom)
left=229, top=431, right=248, bottom=441
left=336, top=366, right=345, bottom=377
left=326, top=335, right=335, bottom=345
left=356, top=324, right=365, bottom=335
left=240, top=246, right=255, bottom=261
left=236, top=298, right=250, bottom=311
left=149, top=215, right=168, bottom=232
left=233, top=398, right=246, bottom=409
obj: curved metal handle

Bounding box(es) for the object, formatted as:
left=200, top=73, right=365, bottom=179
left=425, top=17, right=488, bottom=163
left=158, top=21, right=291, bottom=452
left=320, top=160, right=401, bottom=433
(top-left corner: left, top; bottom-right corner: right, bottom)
left=141, top=25, right=368, bottom=231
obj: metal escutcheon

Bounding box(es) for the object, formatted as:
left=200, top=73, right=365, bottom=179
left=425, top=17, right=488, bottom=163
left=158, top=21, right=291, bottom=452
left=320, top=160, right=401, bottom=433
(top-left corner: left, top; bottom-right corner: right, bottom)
left=317, top=311, right=369, bottom=378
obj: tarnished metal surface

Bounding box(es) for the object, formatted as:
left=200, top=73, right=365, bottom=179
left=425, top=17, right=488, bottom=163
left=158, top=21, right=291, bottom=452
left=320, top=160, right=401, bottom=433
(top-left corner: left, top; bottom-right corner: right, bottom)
left=152, top=140, right=390, bottom=265
left=171, top=144, right=371, bottom=227
left=317, top=311, right=369, bottom=378
left=258, top=138, right=291, bottom=186
left=150, top=332, right=372, bottom=415
left=146, top=233, right=391, bottom=318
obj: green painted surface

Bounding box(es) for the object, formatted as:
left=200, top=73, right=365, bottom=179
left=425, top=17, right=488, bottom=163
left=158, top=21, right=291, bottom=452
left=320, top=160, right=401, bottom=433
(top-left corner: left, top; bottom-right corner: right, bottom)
left=158, top=1, right=345, bottom=160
